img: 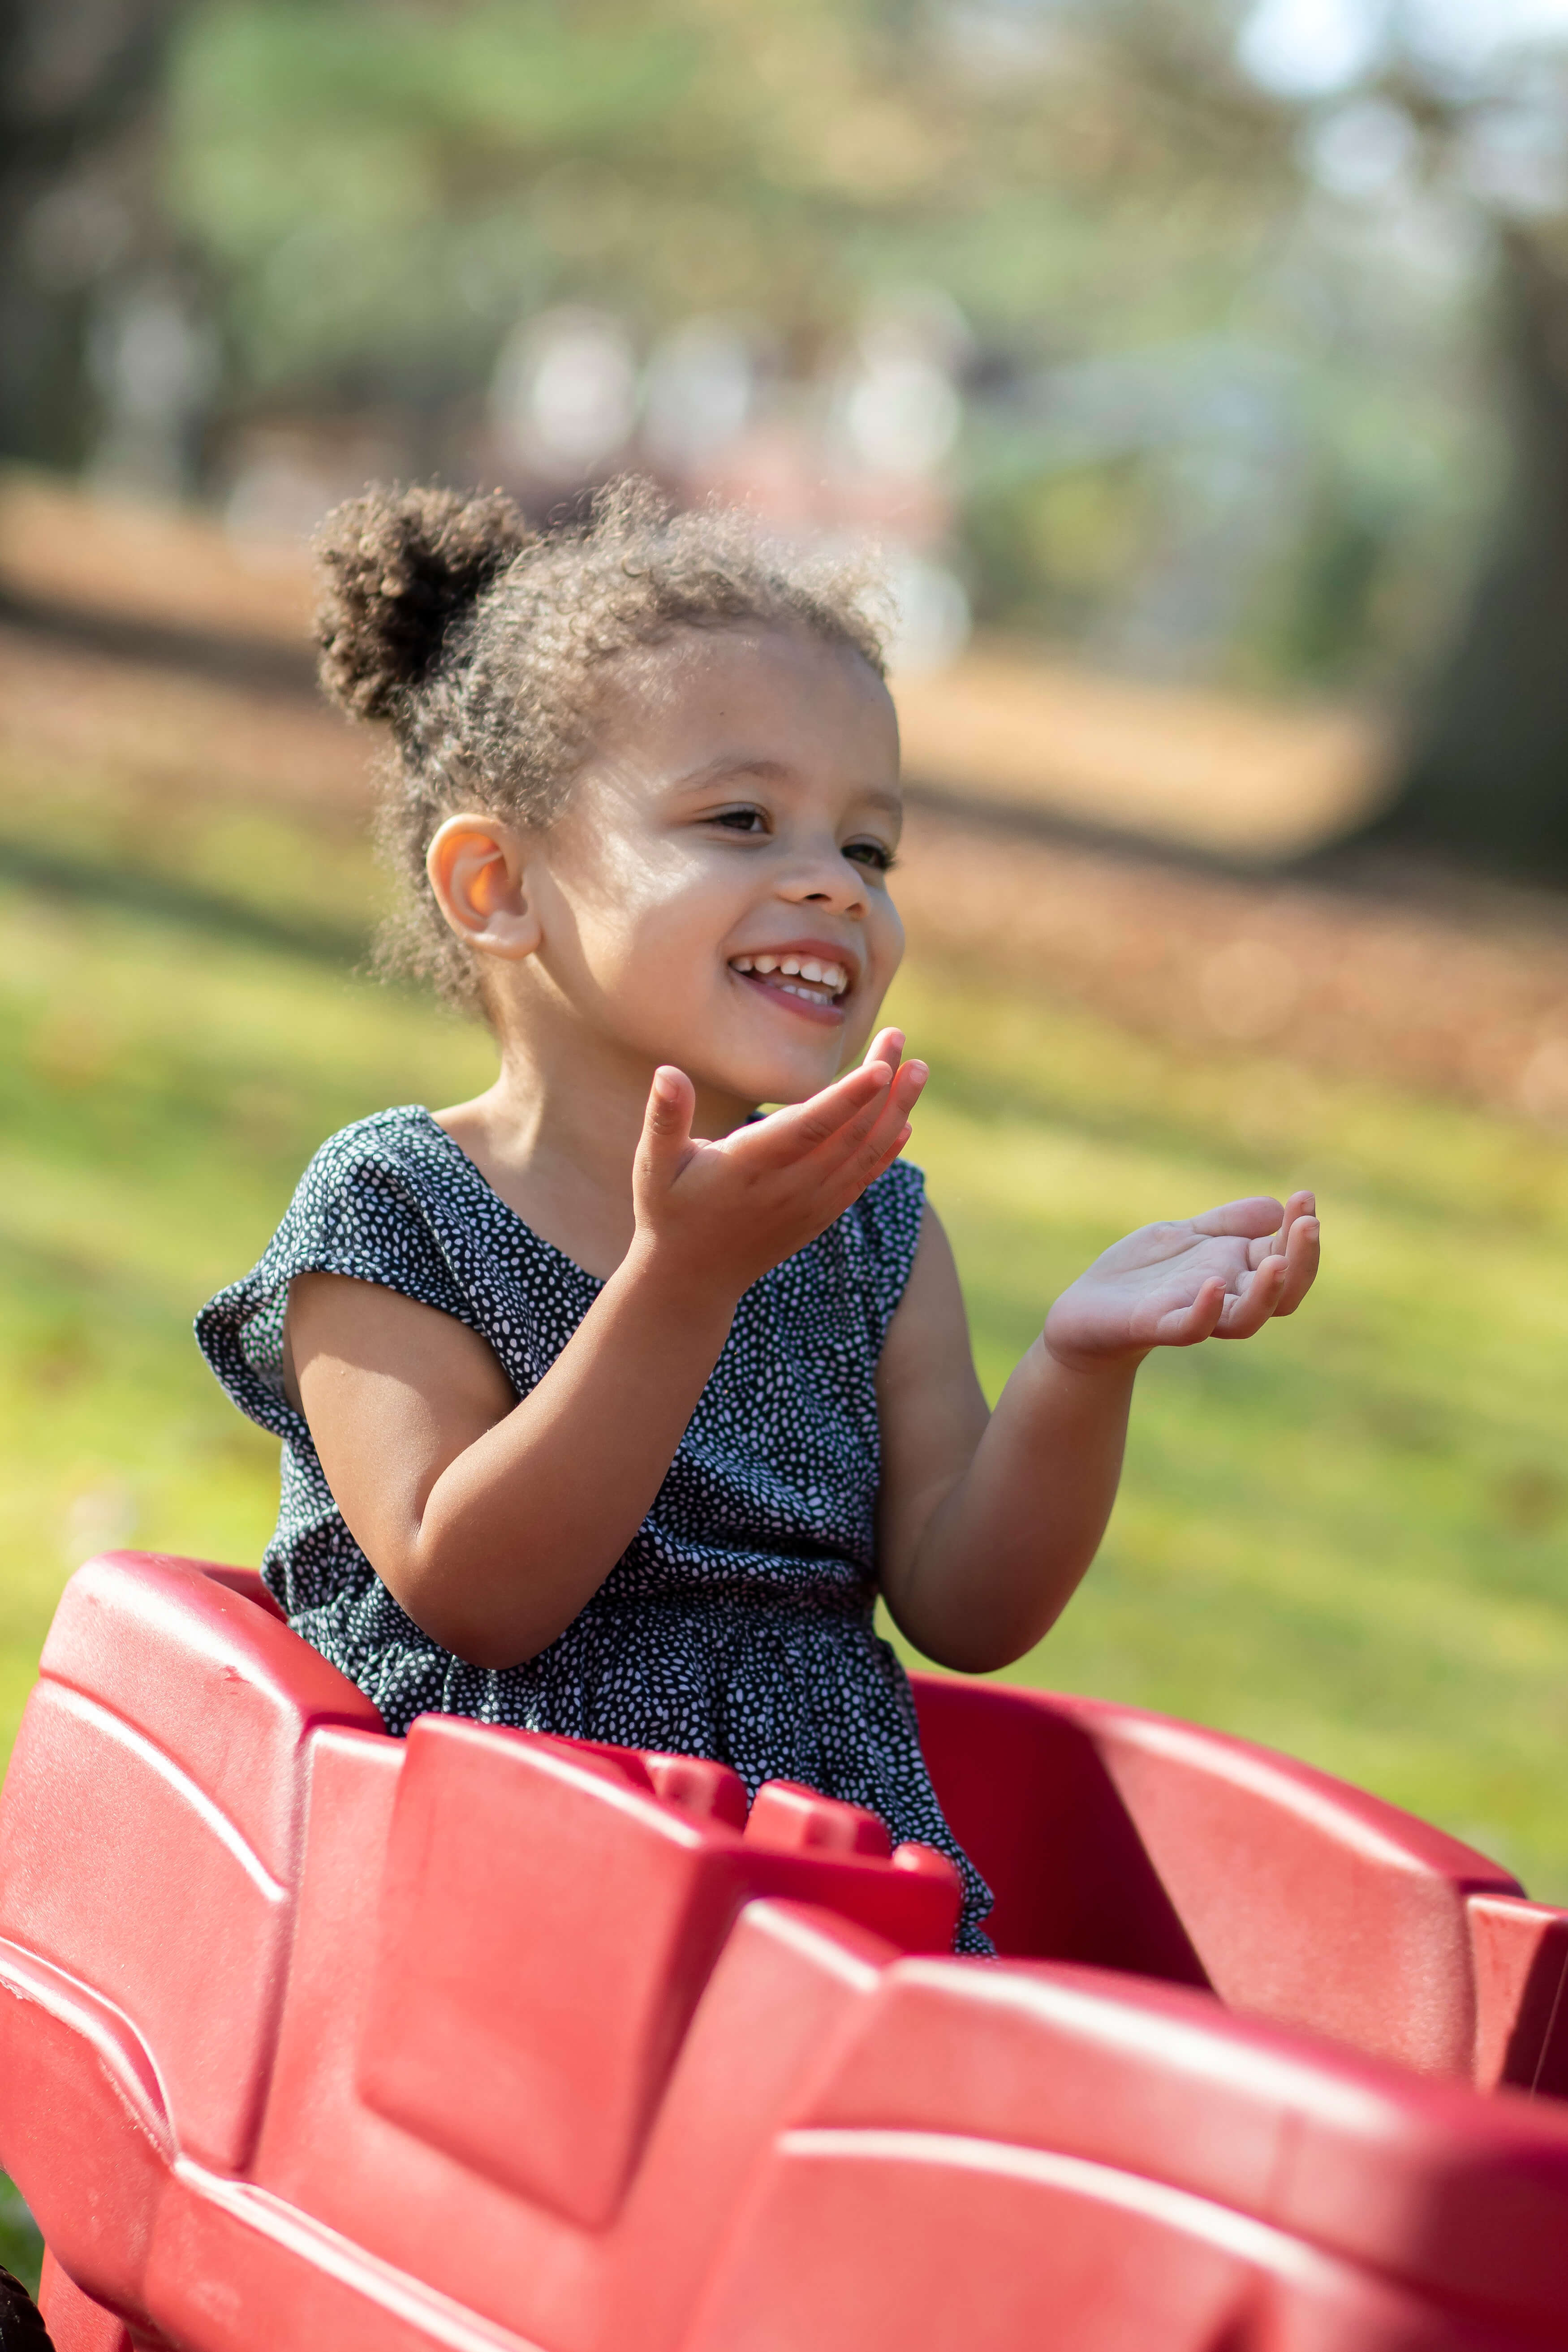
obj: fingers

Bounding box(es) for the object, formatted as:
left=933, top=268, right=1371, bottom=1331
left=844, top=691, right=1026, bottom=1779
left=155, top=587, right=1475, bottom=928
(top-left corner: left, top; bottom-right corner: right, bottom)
left=744, top=1060, right=893, bottom=1166
left=716, top=1030, right=926, bottom=1243
left=1273, top=1198, right=1320, bottom=1317
left=811, top=1056, right=927, bottom=1200
left=1152, top=1275, right=1228, bottom=1347
left=746, top=1042, right=927, bottom=1174
left=1279, top=1189, right=1315, bottom=1241
left=1245, top=1191, right=1320, bottom=1287
left=842, top=1115, right=916, bottom=1201
left=845, top=1059, right=926, bottom=1178
left=1144, top=1186, right=1318, bottom=1350
left=637, top=1066, right=696, bottom=1184
left=863, top=1027, right=905, bottom=1077
left=1189, top=1195, right=1285, bottom=1241
left=784, top=1055, right=928, bottom=1223
left=1213, top=1252, right=1289, bottom=1339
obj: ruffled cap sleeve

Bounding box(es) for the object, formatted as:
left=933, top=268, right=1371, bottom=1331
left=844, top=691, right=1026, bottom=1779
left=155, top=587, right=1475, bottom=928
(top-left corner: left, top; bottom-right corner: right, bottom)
left=195, top=1109, right=475, bottom=1443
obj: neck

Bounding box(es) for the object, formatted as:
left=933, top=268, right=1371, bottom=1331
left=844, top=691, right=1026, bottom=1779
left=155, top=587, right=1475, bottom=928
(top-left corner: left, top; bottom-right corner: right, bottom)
left=434, top=1010, right=755, bottom=1279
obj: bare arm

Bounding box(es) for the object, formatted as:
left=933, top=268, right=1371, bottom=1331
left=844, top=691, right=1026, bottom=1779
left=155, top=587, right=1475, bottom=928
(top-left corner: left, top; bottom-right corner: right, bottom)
left=289, top=1042, right=924, bottom=1668
left=875, top=1210, right=1136, bottom=1670
left=287, top=1256, right=735, bottom=1667
left=877, top=1194, right=1320, bottom=1673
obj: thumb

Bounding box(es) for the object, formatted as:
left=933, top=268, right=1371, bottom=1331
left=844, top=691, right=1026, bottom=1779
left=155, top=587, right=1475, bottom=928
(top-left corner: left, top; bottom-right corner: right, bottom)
left=637, top=1066, right=696, bottom=1189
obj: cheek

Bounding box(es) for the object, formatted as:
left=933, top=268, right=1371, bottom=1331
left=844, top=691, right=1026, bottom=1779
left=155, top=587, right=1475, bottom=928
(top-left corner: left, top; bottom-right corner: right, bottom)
left=865, top=892, right=905, bottom=986
left=562, top=849, right=734, bottom=991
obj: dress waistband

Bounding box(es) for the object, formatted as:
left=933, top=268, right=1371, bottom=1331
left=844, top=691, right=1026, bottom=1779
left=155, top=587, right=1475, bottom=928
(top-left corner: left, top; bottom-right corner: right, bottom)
left=589, top=1579, right=876, bottom=1626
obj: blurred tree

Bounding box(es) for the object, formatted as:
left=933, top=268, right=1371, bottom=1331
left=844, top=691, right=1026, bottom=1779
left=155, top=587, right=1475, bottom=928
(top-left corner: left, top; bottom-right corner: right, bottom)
left=166, top=0, right=959, bottom=414
left=169, top=0, right=1396, bottom=634
left=0, top=0, right=189, bottom=469
left=1010, top=0, right=1568, bottom=868
left=165, top=0, right=1305, bottom=395
left=1370, top=224, right=1568, bottom=872
left=18, top=0, right=1563, bottom=860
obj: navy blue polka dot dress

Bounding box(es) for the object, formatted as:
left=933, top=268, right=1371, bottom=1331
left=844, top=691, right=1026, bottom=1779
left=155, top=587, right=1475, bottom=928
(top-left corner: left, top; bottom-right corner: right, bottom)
left=196, top=1106, right=994, bottom=1952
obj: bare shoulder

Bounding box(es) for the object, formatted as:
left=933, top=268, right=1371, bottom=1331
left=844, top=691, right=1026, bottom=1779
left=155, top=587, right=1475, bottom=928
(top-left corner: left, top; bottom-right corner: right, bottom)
left=874, top=1199, right=990, bottom=1602
left=877, top=1202, right=986, bottom=1411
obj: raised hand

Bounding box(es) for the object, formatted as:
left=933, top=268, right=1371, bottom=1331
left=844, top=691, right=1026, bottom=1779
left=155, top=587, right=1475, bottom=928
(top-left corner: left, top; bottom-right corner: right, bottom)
left=1043, top=1193, right=1320, bottom=1373
left=632, top=1028, right=926, bottom=1304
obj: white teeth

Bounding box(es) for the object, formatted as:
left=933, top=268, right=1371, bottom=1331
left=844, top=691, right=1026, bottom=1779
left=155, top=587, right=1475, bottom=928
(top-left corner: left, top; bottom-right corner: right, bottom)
left=731, top=952, right=850, bottom=1000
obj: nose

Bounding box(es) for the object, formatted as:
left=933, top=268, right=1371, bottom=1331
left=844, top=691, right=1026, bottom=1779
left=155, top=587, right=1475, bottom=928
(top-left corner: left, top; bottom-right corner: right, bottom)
left=776, top=833, right=869, bottom=916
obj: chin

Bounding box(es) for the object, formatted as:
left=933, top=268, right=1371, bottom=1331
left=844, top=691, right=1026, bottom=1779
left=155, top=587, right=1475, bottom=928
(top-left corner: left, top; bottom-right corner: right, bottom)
left=719, top=1052, right=841, bottom=1109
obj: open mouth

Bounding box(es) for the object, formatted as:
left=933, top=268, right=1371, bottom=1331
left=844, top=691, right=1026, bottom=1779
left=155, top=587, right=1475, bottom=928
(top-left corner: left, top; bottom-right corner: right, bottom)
left=729, top=952, right=850, bottom=1013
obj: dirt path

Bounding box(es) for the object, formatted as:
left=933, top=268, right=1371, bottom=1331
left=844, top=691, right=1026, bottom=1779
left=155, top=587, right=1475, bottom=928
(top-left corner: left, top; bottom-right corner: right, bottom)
left=895, top=801, right=1568, bottom=1124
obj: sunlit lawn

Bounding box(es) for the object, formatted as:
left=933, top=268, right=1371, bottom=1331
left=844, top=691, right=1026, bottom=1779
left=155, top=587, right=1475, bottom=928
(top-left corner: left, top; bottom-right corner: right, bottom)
left=890, top=962, right=1568, bottom=1894
left=2, top=765, right=1568, bottom=1910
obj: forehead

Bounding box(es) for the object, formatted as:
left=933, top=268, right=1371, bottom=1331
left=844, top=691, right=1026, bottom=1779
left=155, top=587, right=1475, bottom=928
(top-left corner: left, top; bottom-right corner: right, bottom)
left=594, top=622, right=901, bottom=789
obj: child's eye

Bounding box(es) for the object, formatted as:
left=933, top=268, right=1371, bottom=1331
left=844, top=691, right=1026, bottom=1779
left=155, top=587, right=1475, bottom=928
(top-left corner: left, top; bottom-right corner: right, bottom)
left=710, top=807, right=769, bottom=836
left=844, top=840, right=896, bottom=873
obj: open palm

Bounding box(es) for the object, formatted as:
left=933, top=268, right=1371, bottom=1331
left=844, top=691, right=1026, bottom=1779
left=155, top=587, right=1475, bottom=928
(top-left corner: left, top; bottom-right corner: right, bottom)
left=1044, top=1194, right=1320, bottom=1372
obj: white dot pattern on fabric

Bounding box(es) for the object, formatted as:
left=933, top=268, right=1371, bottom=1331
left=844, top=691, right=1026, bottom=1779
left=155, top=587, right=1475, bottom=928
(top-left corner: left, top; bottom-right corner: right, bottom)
left=196, top=1106, right=994, bottom=1952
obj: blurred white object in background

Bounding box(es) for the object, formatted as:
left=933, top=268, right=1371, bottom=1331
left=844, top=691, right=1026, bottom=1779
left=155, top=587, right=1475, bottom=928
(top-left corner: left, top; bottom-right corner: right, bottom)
left=1458, top=93, right=1568, bottom=219
left=1305, top=98, right=1417, bottom=202
left=1237, top=0, right=1387, bottom=99
left=1242, top=0, right=1568, bottom=101
left=643, top=318, right=755, bottom=471
left=86, top=276, right=217, bottom=500
left=491, top=307, right=638, bottom=480
left=224, top=454, right=341, bottom=567
left=843, top=342, right=962, bottom=478
left=1403, top=0, right=1568, bottom=77
left=836, top=295, right=967, bottom=480
left=219, top=422, right=409, bottom=573
left=883, top=550, right=971, bottom=676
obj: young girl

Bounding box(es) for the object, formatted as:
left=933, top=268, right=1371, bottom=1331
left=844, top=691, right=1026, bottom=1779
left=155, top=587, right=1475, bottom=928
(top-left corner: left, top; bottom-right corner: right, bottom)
left=197, top=482, right=1320, bottom=1954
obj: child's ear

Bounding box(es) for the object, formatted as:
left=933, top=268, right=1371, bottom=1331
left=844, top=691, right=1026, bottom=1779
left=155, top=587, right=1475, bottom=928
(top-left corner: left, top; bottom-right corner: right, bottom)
left=426, top=814, right=543, bottom=961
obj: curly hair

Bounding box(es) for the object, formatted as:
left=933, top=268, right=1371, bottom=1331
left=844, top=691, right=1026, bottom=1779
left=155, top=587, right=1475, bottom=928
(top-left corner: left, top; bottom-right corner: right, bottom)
left=313, top=477, right=889, bottom=1015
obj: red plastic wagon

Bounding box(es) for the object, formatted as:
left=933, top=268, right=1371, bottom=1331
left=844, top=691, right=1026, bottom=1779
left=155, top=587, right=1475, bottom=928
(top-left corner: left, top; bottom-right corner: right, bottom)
left=3, top=1550, right=1568, bottom=2350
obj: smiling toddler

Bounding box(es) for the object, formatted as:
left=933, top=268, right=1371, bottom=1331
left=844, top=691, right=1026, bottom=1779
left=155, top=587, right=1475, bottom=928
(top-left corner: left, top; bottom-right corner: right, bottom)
left=197, top=482, right=1320, bottom=1953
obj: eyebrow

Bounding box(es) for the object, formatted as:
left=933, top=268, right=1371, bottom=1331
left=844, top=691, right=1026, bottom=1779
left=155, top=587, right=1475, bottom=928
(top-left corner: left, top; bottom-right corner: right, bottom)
left=670, top=754, right=793, bottom=789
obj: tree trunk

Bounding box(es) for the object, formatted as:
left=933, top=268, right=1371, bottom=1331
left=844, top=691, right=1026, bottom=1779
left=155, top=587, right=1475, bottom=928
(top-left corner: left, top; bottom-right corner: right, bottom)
left=1370, top=226, right=1568, bottom=874
left=0, top=0, right=185, bottom=467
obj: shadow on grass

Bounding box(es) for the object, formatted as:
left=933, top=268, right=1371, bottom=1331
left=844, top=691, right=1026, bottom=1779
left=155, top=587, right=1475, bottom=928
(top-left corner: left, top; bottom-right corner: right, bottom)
left=0, top=587, right=316, bottom=702
left=0, top=836, right=369, bottom=969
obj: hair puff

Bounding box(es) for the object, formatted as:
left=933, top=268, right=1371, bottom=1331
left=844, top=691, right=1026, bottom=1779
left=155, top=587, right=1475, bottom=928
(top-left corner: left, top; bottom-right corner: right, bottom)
left=313, top=484, right=531, bottom=723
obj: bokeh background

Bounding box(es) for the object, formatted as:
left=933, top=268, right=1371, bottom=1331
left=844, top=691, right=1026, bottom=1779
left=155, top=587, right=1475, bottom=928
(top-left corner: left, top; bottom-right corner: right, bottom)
left=6, top=0, right=1568, bottom=1973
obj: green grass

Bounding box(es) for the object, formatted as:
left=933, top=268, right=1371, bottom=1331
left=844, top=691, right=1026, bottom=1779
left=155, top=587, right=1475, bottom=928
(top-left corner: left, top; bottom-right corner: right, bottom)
left=1, top=750, right=1568, bottom=1909
left=0, top=2171, right=41, bottom=2296
left=882, top=961, right=1568, bottom=1895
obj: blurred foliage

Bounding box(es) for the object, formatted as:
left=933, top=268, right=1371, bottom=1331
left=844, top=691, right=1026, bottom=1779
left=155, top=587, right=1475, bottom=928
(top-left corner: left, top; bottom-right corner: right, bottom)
left=4, top=0, right=1544, bottom=703
left=895, top=949, right=1568, bottom=1895
left=0, top=0, right=186, bottom=469
left=168, top=0, right=986, bottom=388
left=150, top=0, right=1497, bottom=694
left=163, top=0, right=1328, bottom=379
